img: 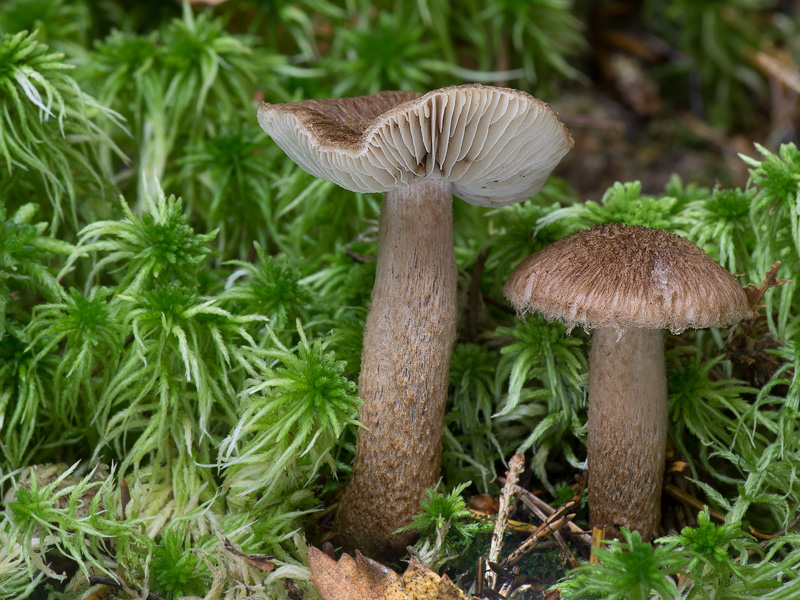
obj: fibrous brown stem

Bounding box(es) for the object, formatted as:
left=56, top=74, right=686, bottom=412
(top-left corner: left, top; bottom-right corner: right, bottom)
left=587, top=327, right=668, bottom=540
left=337, top=179, right=457, bottom=557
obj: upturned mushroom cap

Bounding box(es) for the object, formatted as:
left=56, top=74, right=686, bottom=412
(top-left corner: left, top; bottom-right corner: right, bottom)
left=504, top=224, right=753, bottom=334
left=257, top=84, right=573, bottom=207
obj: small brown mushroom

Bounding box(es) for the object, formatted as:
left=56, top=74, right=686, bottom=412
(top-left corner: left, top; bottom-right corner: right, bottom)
left=258, top=84, right=572, bottom=556
left=504, top=224, right=752, bottom=539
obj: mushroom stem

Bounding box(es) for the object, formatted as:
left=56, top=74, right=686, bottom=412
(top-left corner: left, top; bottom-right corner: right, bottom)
left=338, top=179, right=458, bottom=557
left=587, top=327, right=668, bottom=540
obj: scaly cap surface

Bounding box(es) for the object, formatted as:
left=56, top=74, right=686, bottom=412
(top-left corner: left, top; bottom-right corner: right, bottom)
left=504, top=224, right=753, bottom=334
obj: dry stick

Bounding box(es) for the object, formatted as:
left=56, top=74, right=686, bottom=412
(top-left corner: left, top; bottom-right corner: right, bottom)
left=743, top=260, right=788, bottom=311
left=311, top=501, right=338, bottom=521
left=589, top=526, right=605, bottom=565
left=498, top=565, right=520, bottom=598
left=762, top=512, right=800, bottom=544
left=663, top=484, right=726, bottom=522
left=486, top=560, right=514, bottom=593
left=517, top=493, right=582, bottom=567
left=672, top=477, right=694, bottom=531
left=469, top=509, right=539, bottom=534
left=475, top=556, right=485, bottom=597
left=749, top=525, right=777, bottom=541
left=497, top=477, right=592, bottom=547
left=487, top=454, right=525, bottom=590
left=730, top=512, right=800, bottom=563
left=665, top=484, right=783, bottom=544
left=739, top=513, right=800, bottom=561
left=502, top=483, right=584, bottom=569
left=500, top=513, right=577, bottom=569
left=508, top=584, right=537, bottom=600
left=344, top=247, right=374, bottom=264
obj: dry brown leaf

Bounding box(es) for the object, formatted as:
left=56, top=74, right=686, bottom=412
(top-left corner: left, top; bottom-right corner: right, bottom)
left=392, top=560, right=472, bottom=600
left=743, top=261, right=790, bottom=312
left=309, top=547, right=399, bottom=600
left=468, top=493, right=499, bottom=514
left=309, top=547, right=476, bottom=600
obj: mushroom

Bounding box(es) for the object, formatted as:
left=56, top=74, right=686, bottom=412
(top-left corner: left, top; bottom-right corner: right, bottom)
left=258, top=84, right=572, bottom=556
left=503, top=224, right=752, bottom=539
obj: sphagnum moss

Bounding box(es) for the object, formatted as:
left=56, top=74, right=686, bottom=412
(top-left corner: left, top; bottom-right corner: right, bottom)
left=220, top=321, right=361, bottom=501
left=1, top=2, right=800, bottom=598
left=0, top=30, right=123, bottom=231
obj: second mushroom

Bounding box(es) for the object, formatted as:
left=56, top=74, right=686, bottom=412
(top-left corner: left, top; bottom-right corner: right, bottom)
left=504, top=224, right=753, bottom=540
left=258, top=84, right=572, bottom=556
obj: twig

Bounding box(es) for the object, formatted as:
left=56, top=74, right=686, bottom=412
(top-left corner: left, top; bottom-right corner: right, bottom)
left=311, top=501, right=338, bottom=520
left=672, top=475, right=694, bottom=530
left=475, top=556, right=485, bottom=597
left=761, top=512, right=800, bottom=545
left=517, top=493, right=583, bottom=565
left=666, top=483, right=784, bottom=543
left=663, top=484, right=726, bottom=522
left=344, top=247, right=374, bottom=263
left=743, top=261, right=789, bottom=312
left=468, top=509, right=539, bottom=534
left=500, top=513, right=577, bottom=568
left=589, top=526, right=605, bottom=565
left=749, top=525, right=776, bottom=541
left=498, top=565, right=520, bottom=597
left=223, top=538, right=276, bottom=572
left=487, top=454, right=525, bottom=590
left=501, top=480, right=584, bottom=569
left=497, top=477, right=591, bottom=547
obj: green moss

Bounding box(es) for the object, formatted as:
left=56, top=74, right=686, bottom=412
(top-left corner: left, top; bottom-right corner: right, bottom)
left=150, top=526, right=212, bottom=599
left=1, top=3, right=800, bottom=598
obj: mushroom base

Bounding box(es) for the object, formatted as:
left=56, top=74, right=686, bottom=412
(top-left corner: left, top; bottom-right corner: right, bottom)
left=587, top=327, right=668, bottom=540
left=337, top=180, right=457, bottom=558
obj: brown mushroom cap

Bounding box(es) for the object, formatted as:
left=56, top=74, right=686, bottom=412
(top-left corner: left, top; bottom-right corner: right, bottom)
left=257, top=84, right=573, bottom=207
left=504, top=224, right=753, bottom=334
